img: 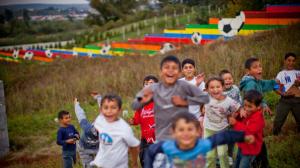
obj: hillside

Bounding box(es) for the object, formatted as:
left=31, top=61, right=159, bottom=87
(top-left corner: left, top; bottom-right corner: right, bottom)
left=0, top=24, right=299, bottom=167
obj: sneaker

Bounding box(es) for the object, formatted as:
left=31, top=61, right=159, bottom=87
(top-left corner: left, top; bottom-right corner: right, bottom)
left=229, top=156, right=233, bottom=166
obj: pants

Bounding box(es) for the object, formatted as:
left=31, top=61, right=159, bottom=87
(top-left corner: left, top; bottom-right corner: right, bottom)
left=273, top=97, right=300, bottom=135
left=234, top=148, right=255, bottom=168
left=77, top=144, right=98, bottom=168
left=252, top=142, right=269, bottom=168
left=204, top=128, right=229, bottom=168
left=63, top=150, right=76, bottom=168
left=140, top=139, right=152, bottom=167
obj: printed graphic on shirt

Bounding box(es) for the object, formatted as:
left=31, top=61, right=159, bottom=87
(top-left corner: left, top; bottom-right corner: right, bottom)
left=99, top=133, right=113, bottom=145
left=141, top=108, right=154, bottom=118
left=172, top=155, right=206, bottom=168
left=206, top=105, right=228, bottom=123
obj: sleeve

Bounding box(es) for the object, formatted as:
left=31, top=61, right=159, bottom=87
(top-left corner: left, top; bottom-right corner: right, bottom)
left=144, top=141, right=165, bottom=168
left=183, top=82, right=209, bottom=105
left=242, top=80, right=257, bottom=92
left=132, top=110, right=141, bottom=125
left=207, top=130, right=245, bottom=149
left=228, top=98, right=241, bottom=114
left=124, top=126, right=140, bottom=147
left=275, top=72, right=282, bottom=82
left=261, top=79, right=276, bottom=92
left=80, top=119, right=98, bottom=138
left=73, top=125, right=79, bottom=135
left=74, top=102, right=87, bottom=123
left=132, top=85, right=156, bottom=110
left=95, top=95, right=102, bottom=108
left=233, top=114, right=265, bottom=134
left=56, top=129, right=66, bottom=146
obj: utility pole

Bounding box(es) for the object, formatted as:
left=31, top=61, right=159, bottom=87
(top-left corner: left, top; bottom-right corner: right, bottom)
left=0, top=80, right=9, bottom=157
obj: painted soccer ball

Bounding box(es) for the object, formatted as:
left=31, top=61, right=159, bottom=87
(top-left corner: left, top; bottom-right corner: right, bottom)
left=160, top=43, right=175, bottom=54
left=101, top=44, right=111, bottom=55
left=72, top=51, right=78, bottom=57
left=12, top=49, right=19, bottom=59
left=45, top=49, right=53, bottom=58
left=87, top=52, right=93, bottom=58
left=24, top=51, right=34, bottom=60
left=191, top=32, right=202, bottom=45
left=218, top=11, right=245, bottom=37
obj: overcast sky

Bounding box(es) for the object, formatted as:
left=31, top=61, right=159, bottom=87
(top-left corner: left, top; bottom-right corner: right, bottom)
left=0, top=0, right=89, bottom=6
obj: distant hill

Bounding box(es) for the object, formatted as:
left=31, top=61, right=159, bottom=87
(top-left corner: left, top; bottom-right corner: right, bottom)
left=0, top=3, right=91, bottom=11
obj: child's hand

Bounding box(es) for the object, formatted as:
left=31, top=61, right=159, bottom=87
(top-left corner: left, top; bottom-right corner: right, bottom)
left=227, top=116, right=236, bottom=125
left=74, top=97, right=79, bottom=104
left=171, top=96, right=188, bottom=107
left=244, top=135, right=255, bottom=144
left=74, top=134, right=80, bottom=140
left=90, top=91, right=100, bottom=99
left=263, top=106, right=273, bottom=116
left=65, top=138, right=76, bottom=144
left=128, top=118, right=134, bottom=125
left=239, top=108, right=247, bottom=118
left=195, top=72, right=205, bottom=86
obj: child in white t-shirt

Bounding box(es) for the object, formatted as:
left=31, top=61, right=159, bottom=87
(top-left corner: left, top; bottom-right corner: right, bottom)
left=273, top=52, right=300, bottom=135
left=203, top=77, right=241, bottom=168
left=90, top=94, right=140, bottom=168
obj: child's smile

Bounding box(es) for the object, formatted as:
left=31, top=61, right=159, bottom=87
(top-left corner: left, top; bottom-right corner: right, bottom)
left=160, top=61, right=180, bottom=86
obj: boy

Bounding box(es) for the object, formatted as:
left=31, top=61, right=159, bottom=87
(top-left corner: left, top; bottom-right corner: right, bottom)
left=228, top=90, right=265, bottom=168
left=273, top=52, right=300, bottom=135
left=219, top=69, right=242, bottom=104
left=145, top=112, right=255, bottom=168
left=239, top=57, right=276, bottom=168
left=132, top=55, right=209, bottom=141
left=90, top=94, right=140, bottom=168
left=57, top=110, right=80, bottom=168
left=129, top=75, right=158, bottom=167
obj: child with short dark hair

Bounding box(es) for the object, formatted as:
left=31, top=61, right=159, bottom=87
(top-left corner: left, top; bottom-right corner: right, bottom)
left=132, top=55, right=209, bottom=141
left=273, top=52, right=300, bottom=135
left=204, top=77, right=241, bottom=168
left=145, top=112, right=255, bottom=168
left=228, top=90, right=265, bottom=168
left=219, top=69, right=242, bottom=104
left=57, top=110, right=79, bottom=168
left=90, top=94, right=140, bottom=168
left=129, top=75, right=158, bottom=167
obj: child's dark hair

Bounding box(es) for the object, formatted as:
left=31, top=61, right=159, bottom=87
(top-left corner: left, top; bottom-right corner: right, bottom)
left=58, top=110, right=70, bottom=119
left=284, top=52, right=296, bottom=60
left=244, top=90, right=263, bottom=107
left=219, top=69, right=231, bottom=77
left=143, top=75, right=158, bottom=85
left=182, top=58, right=195, bottom=68
left=100, top=93, right=122, bottom=109
left=171, top=112, right=200, bottom=130
left=205, top=77, right=224, bottom=88
left=160, top=55, right=181, bottom=70
left=244, top=57, right=259, bottom=69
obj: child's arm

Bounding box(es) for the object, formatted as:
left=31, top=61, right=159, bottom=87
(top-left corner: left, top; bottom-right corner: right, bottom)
left=90, top=92, right=102, bottom=108
left=129, top=110, right=141, bottom=125
left=144, top=141, right=165, bottom=168
left=132, top=86, right=154, bottom=110
left=184, top=82, right=209, bottom=105
left=57, top=130, right=76, bottom=146
left=129, top=146, right=139, bottom=168
left=261, top=79, right=277, bottom=92
left=195, top=72, right=205, bottom=87
left=230, top=114, right=264, bottom=134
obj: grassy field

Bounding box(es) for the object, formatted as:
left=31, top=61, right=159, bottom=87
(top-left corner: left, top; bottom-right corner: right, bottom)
left=0, top=24, right=300, bottom=167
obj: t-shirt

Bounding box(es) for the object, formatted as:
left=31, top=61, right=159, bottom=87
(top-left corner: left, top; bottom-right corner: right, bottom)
left=179, top=77, right=206, bottom=119
left=223, top=85, right=242, bottom=104
left=204, top=96, right=240, bottom=131
left=276, top=70, right=300, bottom=91
left=90, top=115, right=140, bottom=168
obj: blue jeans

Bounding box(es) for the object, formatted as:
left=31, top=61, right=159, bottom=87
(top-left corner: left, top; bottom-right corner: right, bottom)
left=63, top=150, right=76, bottom=168
left=234, top=148, right=255, bottom=168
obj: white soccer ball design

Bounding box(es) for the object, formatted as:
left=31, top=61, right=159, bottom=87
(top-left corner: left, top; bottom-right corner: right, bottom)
left=191, top=32, right=202, bottom=45
left=12, top=49, right=19, bottom=59
left=160, top=43, right=175, bottom=54
left=24, top=51, right=34, bottom=60
left=45, top=49, right=53, bottom=58
left=87, top=52, right=93, bottom=58
left=101, top=44, right=111, bottom=55
left=73, top=51, right=78, bottom=57
left=218, top=11, right=245, bottom=37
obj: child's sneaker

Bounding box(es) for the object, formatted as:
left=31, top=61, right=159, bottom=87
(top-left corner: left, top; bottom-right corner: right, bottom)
left=229, top=156, right=233, bottom=166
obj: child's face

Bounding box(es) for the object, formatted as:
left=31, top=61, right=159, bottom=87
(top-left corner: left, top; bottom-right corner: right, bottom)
left=60, top=114, right=71, bottom=126
left=172, top=119, right=199, bottom=150
left=144, top=79, right=156, bottom=87
left=222, top=73, right=234, bottom=90
left=243, top=100, right=260, bottom=116
left=247, top=61, right=262, bottom=80
left=101, top=99, right=121, bottom=122
left=207, top=80, right=224, bottom=100
left=160, top=61, right=180, bottom=86
left=182, top=63, right=196, bottom=79
left=285, top=56, right=296, bottom=70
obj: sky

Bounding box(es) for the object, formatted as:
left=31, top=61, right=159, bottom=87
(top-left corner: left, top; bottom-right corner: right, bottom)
left=0, top=0, right=89, bottom=6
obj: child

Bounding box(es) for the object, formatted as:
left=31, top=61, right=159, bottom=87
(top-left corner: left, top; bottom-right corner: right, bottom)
left=129, top=75, right=158, bottom=167
left=90, top=94, right=140, bottom=168
left=239, top=57, right=277, bottom=168
left=204, top=77, right=241, bottom=168
left=74, top=93, right=102, bottom=168
left=132, top=55, right=209, bottom=141
left=219, top=69, right=242, bottom=104
left=56, top=110, right=80, bottom=168
left=145, top=112, right=255, bottom=168
left=273, top=52, right=300, bottom=135
left=228, top=90, right=265, bottom=168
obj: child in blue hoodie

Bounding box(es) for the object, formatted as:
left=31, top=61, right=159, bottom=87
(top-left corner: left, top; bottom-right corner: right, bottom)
left=239, top=57, right=278, bottom=168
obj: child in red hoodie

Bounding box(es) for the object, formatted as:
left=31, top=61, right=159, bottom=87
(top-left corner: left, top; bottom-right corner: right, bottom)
left=228, top=90, right=265, bottom=168
left=129, top=75, right=158, bottom=167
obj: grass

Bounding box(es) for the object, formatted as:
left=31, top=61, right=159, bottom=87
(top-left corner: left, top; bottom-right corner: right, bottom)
left=0, top=24, right=300, bottom=167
